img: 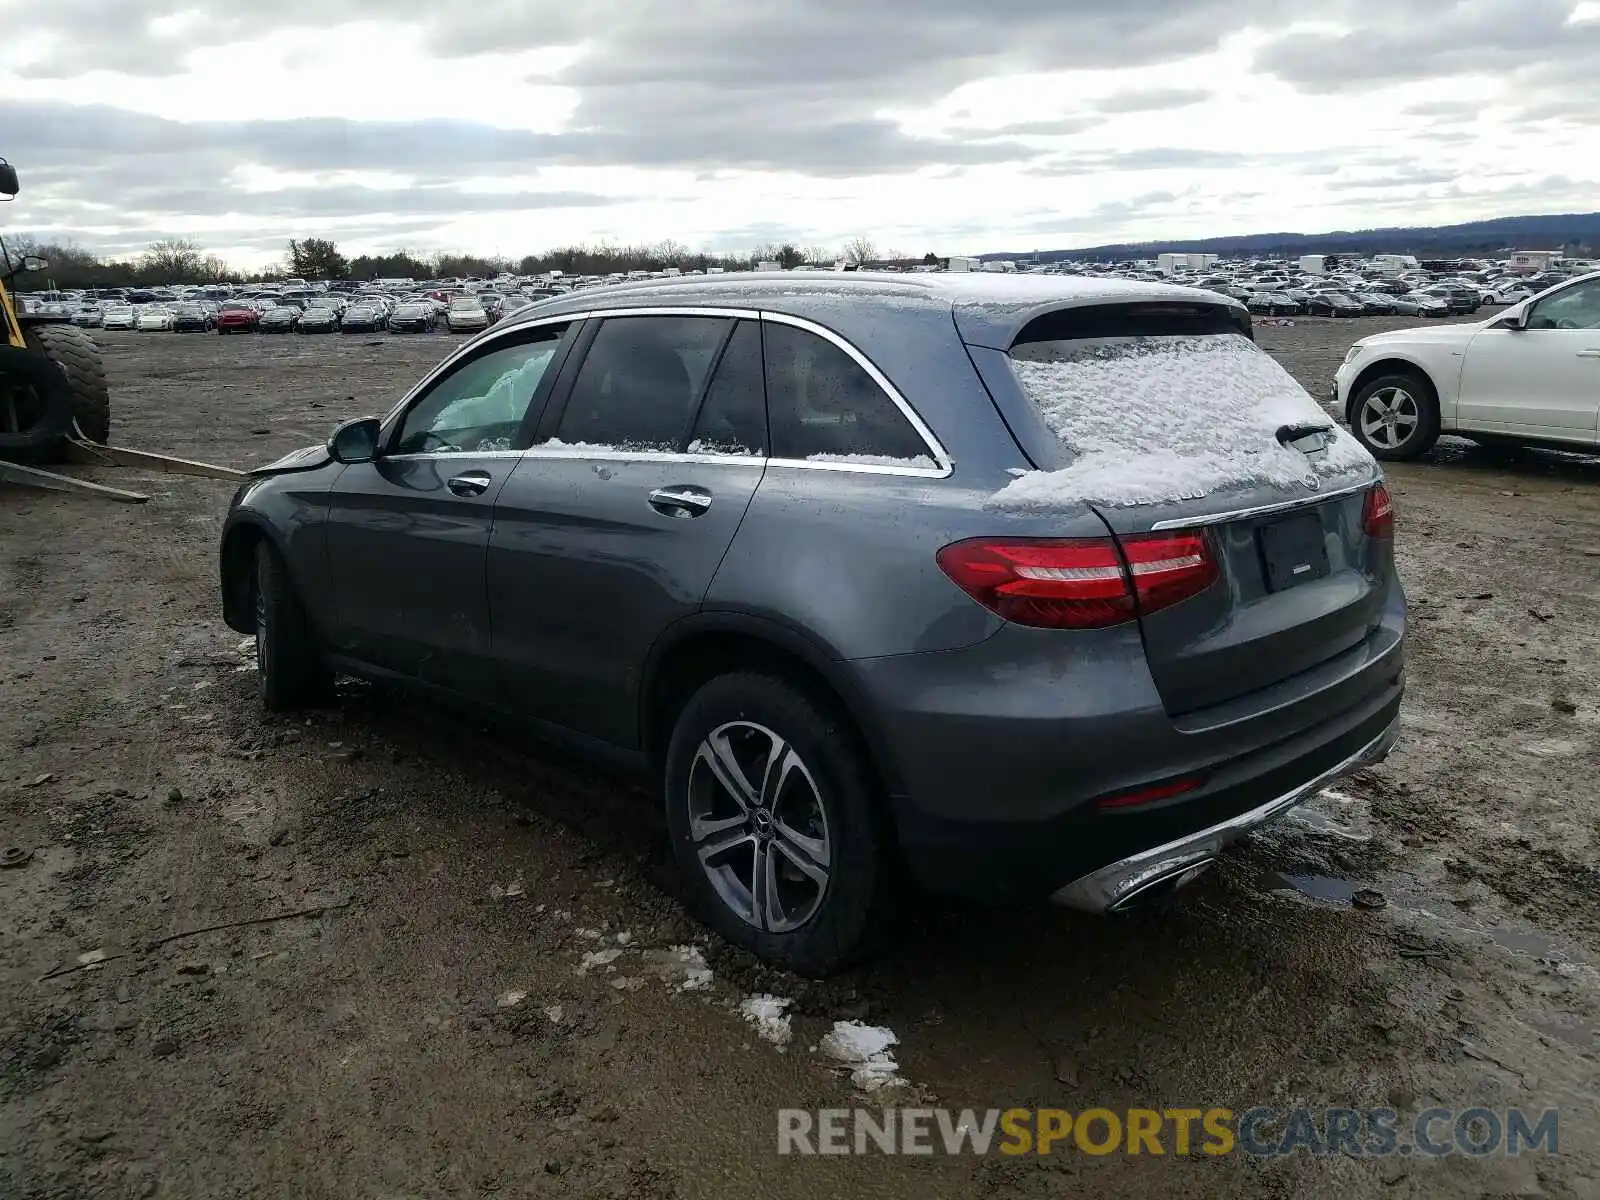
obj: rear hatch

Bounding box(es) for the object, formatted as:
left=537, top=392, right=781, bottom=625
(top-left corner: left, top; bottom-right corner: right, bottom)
left=992, top=302, right=1386, bottom=717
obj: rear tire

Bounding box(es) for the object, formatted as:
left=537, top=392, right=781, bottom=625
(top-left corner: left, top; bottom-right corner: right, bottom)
left=24, top=323, right=111, bottom=446
left=253, top=542, right=334, bottom=712
left=663, top=672, right=897, bottom=976
left=1349, top=371, right=1440, bottom=461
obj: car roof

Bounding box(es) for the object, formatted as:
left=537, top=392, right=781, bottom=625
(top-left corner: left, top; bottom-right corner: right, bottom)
left=498, top=271, right=1245, bottom=350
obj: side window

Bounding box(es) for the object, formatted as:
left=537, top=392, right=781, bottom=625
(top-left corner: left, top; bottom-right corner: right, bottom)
left=549, top=315, right=731, bottom=451
left=687, top=320, right=767, bottom=456
left=762, top=322, right=933, bottom=465
left=394, top=329, right=565, bottom=454
left=1526, top=280, right=1600, bottom=330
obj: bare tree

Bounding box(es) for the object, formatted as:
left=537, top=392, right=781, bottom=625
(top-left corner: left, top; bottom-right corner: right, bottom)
left=844, top=236, right=877, bottom=266
left=140, top=238, right=206, bottom=280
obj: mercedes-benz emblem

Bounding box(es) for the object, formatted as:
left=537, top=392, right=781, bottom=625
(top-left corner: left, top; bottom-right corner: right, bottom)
left=1304, top=474, right=1321, bottom=491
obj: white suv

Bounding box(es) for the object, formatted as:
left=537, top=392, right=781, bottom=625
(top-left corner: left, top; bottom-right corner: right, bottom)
left=1335, top=272, right=1600, bottom=459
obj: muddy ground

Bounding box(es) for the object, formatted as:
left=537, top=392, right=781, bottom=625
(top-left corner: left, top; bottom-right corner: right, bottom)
left=1, top=317, right=1597, bottom=1199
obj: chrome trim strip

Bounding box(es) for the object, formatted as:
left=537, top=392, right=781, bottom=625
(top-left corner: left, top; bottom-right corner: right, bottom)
left=759, top=310, right=954, bottom=478
left=375, top=450, right=530, bottom=463
left=1050, top=715, right=1400, bottom=913
left=1148, top=477, right=1375, bottom=530
left=765, top=457, right=947, bottom=479
left=522, top=448, right=766, bottom=467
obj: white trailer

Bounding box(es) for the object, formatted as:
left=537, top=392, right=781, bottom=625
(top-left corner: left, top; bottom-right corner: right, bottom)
left=1508, top=251, right=1563, bottom=275
left=1298, top=255, right=1329, bottom=275
left=1157, top=252, right=1219, bottom=275
left=946, top=256, right=981, bottom=272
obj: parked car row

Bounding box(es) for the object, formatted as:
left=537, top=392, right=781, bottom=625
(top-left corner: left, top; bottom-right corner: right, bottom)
left=80, top=290, right=534, bottom=336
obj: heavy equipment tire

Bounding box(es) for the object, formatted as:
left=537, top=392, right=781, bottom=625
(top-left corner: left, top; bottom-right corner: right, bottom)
left=25, top=323, right=111, bottom=446
left=0, top=343, right=76, bottom=464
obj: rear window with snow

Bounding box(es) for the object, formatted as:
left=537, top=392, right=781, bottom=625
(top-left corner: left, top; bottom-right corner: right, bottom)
left=998, top=319, right=1374, bottom=509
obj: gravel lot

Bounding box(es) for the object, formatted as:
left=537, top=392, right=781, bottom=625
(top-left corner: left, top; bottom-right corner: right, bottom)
left=2, top=318, right=1597, bottom=1199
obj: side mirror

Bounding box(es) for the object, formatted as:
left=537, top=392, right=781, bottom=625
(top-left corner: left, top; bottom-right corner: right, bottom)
left=328, top=416, right=381, bottom=464
left=21, top=256, right=47, bottom=273
left=0, top=161, right=17, bottom=197
left=1491, top=310, right=1526, bottom=331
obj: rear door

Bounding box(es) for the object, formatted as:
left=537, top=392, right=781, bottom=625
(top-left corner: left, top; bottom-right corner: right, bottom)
left=1455, top=277, right=1600, bottom=443
left=487, top=313, right=768, bottom=745
left=998, top=305, right=1388, bottom=717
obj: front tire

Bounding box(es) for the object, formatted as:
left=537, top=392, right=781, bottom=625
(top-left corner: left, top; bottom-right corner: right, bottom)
left=25, top=323, right=111, bottom=445
left=1349, top=371, right=1440, bottom=461
left=663, top=672, right=896, bottom=976
left=253, top=542, right=334, bottom=712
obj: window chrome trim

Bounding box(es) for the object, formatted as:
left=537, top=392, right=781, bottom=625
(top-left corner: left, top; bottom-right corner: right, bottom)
left=378, top=303, right=954, bottom=480
left=1148, top=476, right=1375, bottom=530
left=521, top=447, right=768, bottom=467
left=758, top=310, right=953, bottom=478
left=377, top=449, right=531, bottom=463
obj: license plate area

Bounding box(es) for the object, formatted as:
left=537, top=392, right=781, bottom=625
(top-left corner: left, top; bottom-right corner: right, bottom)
left=1257, top=513, right=1330, bottom=592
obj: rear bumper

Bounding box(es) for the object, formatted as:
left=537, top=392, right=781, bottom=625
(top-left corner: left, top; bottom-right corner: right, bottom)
left=1052, top=714, right=1398, bottom=912
left=853, top=592, right=1405, bottom=903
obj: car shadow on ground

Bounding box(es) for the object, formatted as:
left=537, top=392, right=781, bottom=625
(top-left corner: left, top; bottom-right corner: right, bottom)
left=1423, top=437, right=1600, bottom=481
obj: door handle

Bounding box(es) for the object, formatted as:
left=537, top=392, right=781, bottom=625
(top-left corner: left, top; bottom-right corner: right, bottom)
left=446, top=470, right=493, bottom=497
left=648, top=485, right=713, bottom=517
left=1577, top=349, right=1600, bottom=359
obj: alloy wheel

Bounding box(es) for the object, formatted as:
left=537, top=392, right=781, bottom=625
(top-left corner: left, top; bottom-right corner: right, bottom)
left=686, top=721, right=832, bottom=933
left=1359, top=387, right=1420, bottom=450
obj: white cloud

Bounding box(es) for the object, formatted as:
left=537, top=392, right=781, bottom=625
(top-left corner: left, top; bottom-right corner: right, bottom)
left=0, top=1, right=1593, bottom=267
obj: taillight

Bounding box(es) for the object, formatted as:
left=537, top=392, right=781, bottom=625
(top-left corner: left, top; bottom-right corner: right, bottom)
left=1363, top=483, right=1394, bottom=538
left=936, top=533, right=1217, bottom=630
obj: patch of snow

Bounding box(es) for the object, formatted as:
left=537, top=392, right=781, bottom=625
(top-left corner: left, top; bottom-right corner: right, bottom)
left=637, top=945, right=714, bottom=992
left=739, top=994, right=793, bottom=1049
left=991, top=334, right=1375, bottom=509
left=804, top=452, right=938, bottom=469
left=687, top=439, right=757, bottom=456
left=614, top=931, right=633, bottom=946
left=490, top=878, right=526, bottom=900
left=496, top=990, right=528, bottom=1009
left=578, top=948, right=624, bottom=974
left=820, top=1021, right=904, bottom=1091
left=542, top=1004, right=565, bottom=1024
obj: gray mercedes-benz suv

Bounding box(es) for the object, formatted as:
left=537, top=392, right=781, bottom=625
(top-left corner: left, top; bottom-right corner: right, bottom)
left=220, top=273, right=1404, bottom=974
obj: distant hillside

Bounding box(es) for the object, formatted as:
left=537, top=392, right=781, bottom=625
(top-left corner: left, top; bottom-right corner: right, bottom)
left=986, top=212, right=1600, bottom=263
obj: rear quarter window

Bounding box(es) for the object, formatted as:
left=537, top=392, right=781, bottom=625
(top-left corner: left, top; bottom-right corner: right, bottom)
left=762, top=321, right=936, bottom=468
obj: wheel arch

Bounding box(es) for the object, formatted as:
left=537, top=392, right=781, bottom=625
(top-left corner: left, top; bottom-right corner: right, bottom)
left=1345, top=355, right=1442, bottom=426
left=641, top=614, right=907, bottom=804
left=219, top=513, right=285, bottom=634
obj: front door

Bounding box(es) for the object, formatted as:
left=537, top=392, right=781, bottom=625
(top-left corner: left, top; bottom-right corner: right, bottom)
left=324, top=323, right=573, bottom=690
left=488, top=314, right=769, bottom=746
left=1456, top=277, right=1600, bottom=443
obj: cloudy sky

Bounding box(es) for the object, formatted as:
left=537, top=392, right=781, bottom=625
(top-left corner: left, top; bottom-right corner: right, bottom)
left=2, top=0, right=1597, bottom=267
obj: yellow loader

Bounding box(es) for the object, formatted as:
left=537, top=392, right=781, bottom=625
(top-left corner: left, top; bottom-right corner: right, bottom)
left=0, top=157, right=242, bottom=501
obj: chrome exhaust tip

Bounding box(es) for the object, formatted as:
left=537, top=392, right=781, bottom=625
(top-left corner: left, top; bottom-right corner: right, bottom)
left=1105, top=858, right=1216, bottom=912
